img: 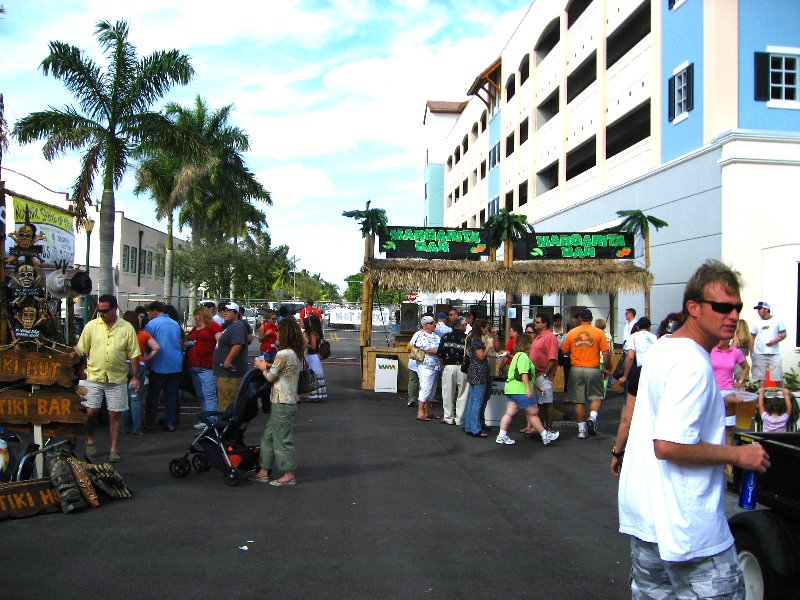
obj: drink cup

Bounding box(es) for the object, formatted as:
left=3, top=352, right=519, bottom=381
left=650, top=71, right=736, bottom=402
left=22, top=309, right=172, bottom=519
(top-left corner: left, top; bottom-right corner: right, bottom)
left=734, top=397, right=757, bottom=430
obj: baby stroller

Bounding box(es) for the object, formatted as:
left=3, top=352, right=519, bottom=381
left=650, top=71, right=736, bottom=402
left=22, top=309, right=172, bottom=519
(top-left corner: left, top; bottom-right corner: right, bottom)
left=169, top=368, right=271, bottom=486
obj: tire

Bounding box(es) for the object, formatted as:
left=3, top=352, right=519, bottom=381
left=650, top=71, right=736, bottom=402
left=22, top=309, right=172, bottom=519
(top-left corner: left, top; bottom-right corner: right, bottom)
left=735, top=529, right=784, bottom=599
left=169, top=458, right=190, bottom=478
left=191, top=454, right=211, bottom=472
left=223, top=467, right=240, bottom=487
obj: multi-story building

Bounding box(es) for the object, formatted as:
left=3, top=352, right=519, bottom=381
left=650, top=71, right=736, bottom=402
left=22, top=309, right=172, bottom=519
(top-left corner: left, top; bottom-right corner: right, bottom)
left=425, top=0, right=800, bottom=371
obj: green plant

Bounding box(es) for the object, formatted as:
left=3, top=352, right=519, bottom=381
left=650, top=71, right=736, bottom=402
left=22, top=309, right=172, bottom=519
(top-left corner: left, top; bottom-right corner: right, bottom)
left=783, top=366, right=800, bottom=390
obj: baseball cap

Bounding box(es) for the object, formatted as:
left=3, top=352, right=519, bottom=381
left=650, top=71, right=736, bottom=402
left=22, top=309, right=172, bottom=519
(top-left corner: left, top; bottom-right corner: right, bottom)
left=753, top=301, right=770, bottom=310
left=578, top=308, right=593, bottom=321
left=436, top=311, right=447, bottom=319
left=420, top=315, right=435, bottom=326
left=223, top=302, right=240, bottom=313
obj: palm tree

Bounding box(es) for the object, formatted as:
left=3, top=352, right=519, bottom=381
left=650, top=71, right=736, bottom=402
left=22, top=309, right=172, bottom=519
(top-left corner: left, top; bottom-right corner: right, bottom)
left=617, top=209, right=669, bottom=317
left=342, top=200, right=389, bottom=262
left=342, top=200, right=389, bottom=348
left=13, top=20, right=195, bottom=296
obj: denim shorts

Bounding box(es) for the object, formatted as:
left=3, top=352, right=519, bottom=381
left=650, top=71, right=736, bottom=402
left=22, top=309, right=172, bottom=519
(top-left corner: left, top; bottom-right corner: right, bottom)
left=630, top=537, right=745, bottom=599
left=506, top=393, right=537, bottom=410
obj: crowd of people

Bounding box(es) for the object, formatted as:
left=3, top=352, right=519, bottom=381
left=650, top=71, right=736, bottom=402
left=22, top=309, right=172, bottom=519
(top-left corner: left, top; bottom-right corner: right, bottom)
left=73, top=296, right=330, bottom=485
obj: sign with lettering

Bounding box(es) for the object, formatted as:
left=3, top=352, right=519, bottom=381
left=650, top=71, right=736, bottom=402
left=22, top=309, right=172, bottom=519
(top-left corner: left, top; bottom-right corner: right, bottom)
left=11, top=195, right=75, bottom=268
left=0, top=479, right=61, bottom=520
left=0, top=389, right=87, bottom=425
left=519, top=231, right=634, bottom=260
left=379, top=226, right=488, bottom=259
left=0, top=349, right=79, bottom=387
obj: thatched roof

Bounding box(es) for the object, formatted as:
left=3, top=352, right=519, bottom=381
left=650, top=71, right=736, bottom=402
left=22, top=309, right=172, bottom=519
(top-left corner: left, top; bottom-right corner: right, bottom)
left=363, top=259, right=653, bottom=295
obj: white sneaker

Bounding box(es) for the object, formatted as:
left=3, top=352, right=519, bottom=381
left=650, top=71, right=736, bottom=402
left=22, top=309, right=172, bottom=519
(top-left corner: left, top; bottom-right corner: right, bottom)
left=577, top=430, right=587, bottom=439
left=587, top=418, right=598, bottom=436
left=542, top=431, right=560, bottom=445
left=495, top=434, right=516, bottom=445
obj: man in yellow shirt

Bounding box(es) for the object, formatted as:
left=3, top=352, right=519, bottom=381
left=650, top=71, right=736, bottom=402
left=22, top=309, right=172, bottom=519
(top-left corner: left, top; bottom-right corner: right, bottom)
left=74, top=294, right=141, bottom=462
left=561, top=308, right=610, bottom=439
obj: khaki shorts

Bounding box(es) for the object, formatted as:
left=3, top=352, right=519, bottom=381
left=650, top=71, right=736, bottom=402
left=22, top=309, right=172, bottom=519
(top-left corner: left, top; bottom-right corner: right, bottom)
left=750, top=354, right=783, bottom=382
left=79, top=380, right=129, bottom=412
left=217, top=376, right=242, bottom=411
left=567, top=366, right=605, bottom=404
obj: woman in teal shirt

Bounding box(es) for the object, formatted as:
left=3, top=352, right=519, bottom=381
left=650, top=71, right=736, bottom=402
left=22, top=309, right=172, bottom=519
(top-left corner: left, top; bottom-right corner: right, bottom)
left=496, top=333, right=560, bottom=446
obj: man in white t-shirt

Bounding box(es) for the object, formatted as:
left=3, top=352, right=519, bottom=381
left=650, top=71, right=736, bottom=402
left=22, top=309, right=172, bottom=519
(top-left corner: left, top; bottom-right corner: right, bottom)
left=622, top=307, right=637, bottom=344
left=618, top=260, right=770, bottom=597
left=749, top=301, right=787, bottom=388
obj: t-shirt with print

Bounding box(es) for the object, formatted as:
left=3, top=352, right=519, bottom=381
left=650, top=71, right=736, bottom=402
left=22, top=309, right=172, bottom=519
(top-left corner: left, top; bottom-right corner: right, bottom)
left=561, top=323, right=608, bottom=368
left=750, top=316, right=786, bottom=355
left=413, top=331, right=440, bottom=370
left=466, top=336, right=489, bottom=385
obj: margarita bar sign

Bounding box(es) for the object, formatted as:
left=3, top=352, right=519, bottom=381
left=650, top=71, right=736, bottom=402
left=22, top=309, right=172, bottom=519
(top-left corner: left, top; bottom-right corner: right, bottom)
left=524, top=231, right=634, bottom=260
left=379, top=226, right=488, bottom=259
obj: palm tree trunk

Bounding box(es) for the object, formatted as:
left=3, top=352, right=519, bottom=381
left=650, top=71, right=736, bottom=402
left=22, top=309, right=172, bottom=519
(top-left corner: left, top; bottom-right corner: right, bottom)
left=163, top=211, right=174, bottom=302
left=503, top=239, right=513, bottom=342
left=359, top=235, right=374, bottom=350
left=97, top=159, right=116, bottom=296
left=644, top=228, right=651, bottom=317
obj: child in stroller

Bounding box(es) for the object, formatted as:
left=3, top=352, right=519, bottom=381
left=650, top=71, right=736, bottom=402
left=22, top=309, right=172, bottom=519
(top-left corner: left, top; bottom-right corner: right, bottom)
left=169, top=368, right=271, bottom=486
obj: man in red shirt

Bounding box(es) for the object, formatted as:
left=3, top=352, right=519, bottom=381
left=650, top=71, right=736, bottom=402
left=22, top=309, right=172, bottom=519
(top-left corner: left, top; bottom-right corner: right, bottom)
left=529, top=313, right=559, bottom=432
left=299, top=299, right=323, bottom=323
left=561, top=309, right=610, bottom=438
left=259, top=310, right=278, bottom=361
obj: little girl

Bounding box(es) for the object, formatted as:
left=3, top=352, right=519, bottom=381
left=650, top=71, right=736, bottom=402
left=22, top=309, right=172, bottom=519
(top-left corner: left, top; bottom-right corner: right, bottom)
left=759, top=388, right=793, bottom=433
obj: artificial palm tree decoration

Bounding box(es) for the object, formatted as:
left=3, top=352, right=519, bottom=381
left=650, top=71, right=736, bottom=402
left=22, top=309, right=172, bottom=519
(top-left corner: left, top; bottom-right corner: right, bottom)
left=343, top=200, right=390, bottom=349
left=617, top=209, right=669, bottom=317
left=484, top=209, right=533, bottom=267
left=342, top=200, right=389, bottom=262
left=13, top=19, right=195, bottom=296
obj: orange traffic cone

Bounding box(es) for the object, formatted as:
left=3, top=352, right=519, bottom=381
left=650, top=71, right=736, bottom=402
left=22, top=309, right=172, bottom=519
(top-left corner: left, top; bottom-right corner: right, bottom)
left=765, top=369, right=776, bottom=388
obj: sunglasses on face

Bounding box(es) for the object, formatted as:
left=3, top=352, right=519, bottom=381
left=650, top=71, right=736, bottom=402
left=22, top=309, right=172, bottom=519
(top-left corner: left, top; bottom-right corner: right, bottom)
left=698, top=299, right=743, bottom=314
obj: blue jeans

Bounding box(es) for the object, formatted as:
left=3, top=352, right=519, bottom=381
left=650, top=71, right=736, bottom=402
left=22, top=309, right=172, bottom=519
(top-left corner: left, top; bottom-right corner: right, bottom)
left=190, top=367, right=218, bottom=415
left=125, top=363, right=145, bottom=434
left=146, top=371, right=180, bottom=429
left=463, top=383, right=486, bottom=435
left=630, top=537, right=745, bottom=599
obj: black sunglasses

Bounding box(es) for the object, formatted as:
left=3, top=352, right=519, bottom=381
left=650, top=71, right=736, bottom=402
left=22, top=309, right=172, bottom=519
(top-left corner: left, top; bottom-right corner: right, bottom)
left=698, top=299, right=743, bottom=314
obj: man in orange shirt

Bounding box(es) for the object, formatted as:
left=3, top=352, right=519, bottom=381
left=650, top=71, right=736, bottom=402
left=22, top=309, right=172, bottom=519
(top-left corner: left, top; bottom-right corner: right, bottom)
left=561, top=308, right=610, bottom=438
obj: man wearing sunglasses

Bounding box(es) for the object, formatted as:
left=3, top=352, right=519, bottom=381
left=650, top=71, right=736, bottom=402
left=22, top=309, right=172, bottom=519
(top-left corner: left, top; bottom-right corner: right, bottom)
left=749, top=301, right=787, bottom=389
left=74, top=294, right=141, bottom=462
left=618, top=260, right=770, bottom=597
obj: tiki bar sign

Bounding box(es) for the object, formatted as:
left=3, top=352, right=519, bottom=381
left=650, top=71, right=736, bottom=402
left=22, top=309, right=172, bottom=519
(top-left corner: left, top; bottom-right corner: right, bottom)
left=380, top=226, right=487, bottom=259
left=523, top=231, right=634, bottom=260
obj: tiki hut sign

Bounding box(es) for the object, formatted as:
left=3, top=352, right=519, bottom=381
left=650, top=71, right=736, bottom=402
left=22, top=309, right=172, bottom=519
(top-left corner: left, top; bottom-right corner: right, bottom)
left=379, top=226, right=488, bottom=259
left=521, top=231, right=634, bottom=260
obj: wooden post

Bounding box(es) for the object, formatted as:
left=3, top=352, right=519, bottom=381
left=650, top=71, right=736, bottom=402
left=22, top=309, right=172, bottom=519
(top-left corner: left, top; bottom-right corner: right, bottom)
left=503, top=238, right=513, bottom=343
left=0, top=180, right=6, bottom=346
left=359, top=235, right=374, bottom=353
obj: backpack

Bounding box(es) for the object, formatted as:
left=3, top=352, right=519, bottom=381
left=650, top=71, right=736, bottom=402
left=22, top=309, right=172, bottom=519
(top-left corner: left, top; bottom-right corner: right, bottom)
left=318, top=337, right=331, bottom=360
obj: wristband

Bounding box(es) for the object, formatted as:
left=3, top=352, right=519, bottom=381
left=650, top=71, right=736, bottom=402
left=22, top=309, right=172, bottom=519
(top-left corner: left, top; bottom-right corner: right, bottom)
left=611, top=445, right=625, bottom=459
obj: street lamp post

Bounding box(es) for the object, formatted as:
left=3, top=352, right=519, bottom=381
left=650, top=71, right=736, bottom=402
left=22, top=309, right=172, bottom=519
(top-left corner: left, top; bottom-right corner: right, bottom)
left=83, top=217, right=95, bottom=325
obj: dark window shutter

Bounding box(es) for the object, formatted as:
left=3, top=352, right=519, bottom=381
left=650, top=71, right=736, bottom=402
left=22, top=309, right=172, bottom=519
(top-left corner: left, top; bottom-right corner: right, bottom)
left=668, top=74, right=676, bottom=122
left=754, top=52, right=770, bottom=101
left=686, top=63, right=694, bottom=112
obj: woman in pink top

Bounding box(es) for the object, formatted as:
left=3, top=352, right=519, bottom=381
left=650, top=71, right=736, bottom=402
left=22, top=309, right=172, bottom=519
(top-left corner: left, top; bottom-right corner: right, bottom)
left=710, top=338, right=750, bottom=456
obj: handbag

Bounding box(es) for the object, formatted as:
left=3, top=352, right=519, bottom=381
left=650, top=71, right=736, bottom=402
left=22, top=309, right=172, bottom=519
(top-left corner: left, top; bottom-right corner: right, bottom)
left=318, top=338, right=331, bottom=360
left=506, top=353, right=533, bottom=383
left=460, top=350, right=471, bottom=374
left=612, top=353, right=626, bottom=380
left=297, top=357, right=319, bottom=395
left=408, top=340, right=426, bottom=362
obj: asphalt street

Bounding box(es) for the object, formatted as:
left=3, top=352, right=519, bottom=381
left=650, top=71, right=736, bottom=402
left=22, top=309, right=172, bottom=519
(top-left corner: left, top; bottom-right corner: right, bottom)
left=5, top=330, right=634, bottom=599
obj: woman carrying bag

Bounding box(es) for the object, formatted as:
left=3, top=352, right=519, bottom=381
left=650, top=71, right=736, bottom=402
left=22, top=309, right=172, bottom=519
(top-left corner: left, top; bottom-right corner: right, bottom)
left=495, top=333, right=560, bottom=446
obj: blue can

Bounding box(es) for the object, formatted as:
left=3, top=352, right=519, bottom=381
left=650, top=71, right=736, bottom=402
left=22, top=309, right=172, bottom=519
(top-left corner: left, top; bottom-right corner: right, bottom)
left=738, top=470, right=758, bottom=510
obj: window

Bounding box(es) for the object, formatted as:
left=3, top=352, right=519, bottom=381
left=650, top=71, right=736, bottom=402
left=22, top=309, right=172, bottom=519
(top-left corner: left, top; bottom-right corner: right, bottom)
left=504, top=190, right=514, bottom=211
left=519, top=118, right=529, bottom=145
left=567, top=52, right=596, bottom=103
left=487, top=196, right=500, bottom=218
left=462, top=135, right=469, bottom=155
left=506, top=74, right=516, bottom=101
left=505, top=132, right=515, bottom=158
left=146, top=250, right=153, bottom=275
left=462, top=178, right=468, bottom=196
left=480, top=111, right=487, bottom=132
left=155, top=254, right=165, bottom=277
left=480, top=160, right=487, bottom=179
left=518, top=180, right=528, bottom=207
left=669, top=63, right=694, bottom=122
left=130, top=247, right=138, bottom=274
left=122, top=245, right=129, bottom=272
left=140, top=249, right=147, bottom=275
left=447, top=156, right=453, bottom=171
left=567, top=0, right=591, bottom=27
left=447, top=193, right=453, bottom=207
left=537, top=88, right=559, bottom=129
left=535, top=18, right=560, bottom=65
left=488, top=142, right=501, bottom=171
left=454, top=146, right=461, bottom=164
left=471, top=168, right=478, bottom=186
left=454, top=187, right=460, bottom=202
left=479, top=209, right=486, bottom=226
left=755, top=51, right=799, bottom=102
left=471, top=122, right=479, bottom=142
left=519, top=54, right=530, bottom=85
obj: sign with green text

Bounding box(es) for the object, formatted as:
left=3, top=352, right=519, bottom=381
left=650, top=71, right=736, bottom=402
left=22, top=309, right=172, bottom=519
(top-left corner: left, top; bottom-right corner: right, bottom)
left=520, top=231, right=634, bottom=260
left=379, top=226, right=488, bottom=259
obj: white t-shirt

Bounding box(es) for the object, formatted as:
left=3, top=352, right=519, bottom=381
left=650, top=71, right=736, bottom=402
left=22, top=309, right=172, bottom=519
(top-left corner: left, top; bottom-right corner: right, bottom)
left=750, top=315, right=786, bottom=355
left=623, top=319, right=635, bottom=343
left=629, top=330, right=657, bottom=367
left=618, top=337, right=732, bottom=562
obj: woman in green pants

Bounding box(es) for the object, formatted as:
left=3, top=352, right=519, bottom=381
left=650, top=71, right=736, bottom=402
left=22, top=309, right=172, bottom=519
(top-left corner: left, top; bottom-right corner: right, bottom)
left=253, top=318, right=305, bottom=486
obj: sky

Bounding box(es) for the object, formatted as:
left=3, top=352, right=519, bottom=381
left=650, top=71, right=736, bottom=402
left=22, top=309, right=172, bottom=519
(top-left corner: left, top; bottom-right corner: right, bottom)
left=0, top=0, right=531, bottom=292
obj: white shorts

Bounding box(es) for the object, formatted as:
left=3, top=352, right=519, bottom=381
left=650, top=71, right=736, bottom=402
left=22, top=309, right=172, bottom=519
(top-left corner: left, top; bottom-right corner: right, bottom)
left=79, top=380, right=129, bottom=412
left=536, top=375, right=554, bottom=405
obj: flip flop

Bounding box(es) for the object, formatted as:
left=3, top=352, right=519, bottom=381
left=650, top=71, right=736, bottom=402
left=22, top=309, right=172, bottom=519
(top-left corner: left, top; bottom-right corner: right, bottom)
left=269, top=478, right=297, bottom=487
left=416, top=416, right=431, bottom=422
left=429, top=414, right=441, bottom=419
